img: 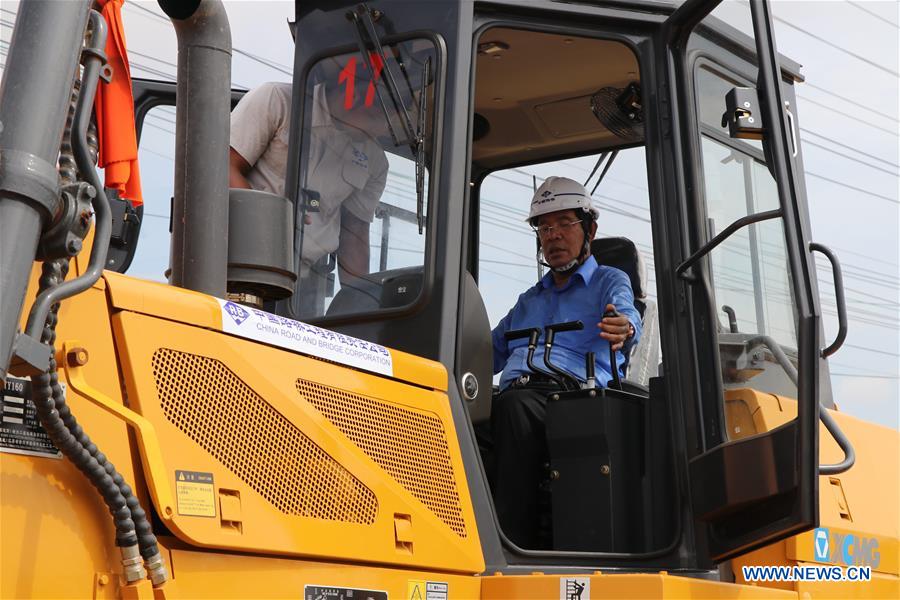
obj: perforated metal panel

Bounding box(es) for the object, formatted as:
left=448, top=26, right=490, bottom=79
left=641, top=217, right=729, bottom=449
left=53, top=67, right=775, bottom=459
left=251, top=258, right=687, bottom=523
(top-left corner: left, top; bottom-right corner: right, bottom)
left=152, top=349, right=378, bottom=524
left=296, top=379, right=467, bottom=538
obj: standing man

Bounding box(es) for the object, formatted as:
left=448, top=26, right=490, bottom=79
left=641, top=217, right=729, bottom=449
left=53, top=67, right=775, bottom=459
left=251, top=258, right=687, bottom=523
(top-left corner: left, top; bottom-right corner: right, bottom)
left=229, top=81, right=388, bottom=315
left=490, top=176, right=642, bottom=548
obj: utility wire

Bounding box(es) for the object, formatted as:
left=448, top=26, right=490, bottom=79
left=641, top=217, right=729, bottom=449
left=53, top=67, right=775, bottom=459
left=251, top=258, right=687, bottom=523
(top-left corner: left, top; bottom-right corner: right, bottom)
left=128, top=48, right=178, bottom=71
left=735, top=0, right=900, bottom=78
left=798, top=95, right=898, bottom=137
left=800, top=127, right=899, bottom=169
left=479, top=196, right=900, bottom=327
left=831, top=373, right=900, bottom=380
left=126, top=3, right=290, bottom=82
left=233, top=48, right=292, bottom=77
left=843, top=343, right=900, bottom=358
left=846, top=1, right=900, bottom=29
left=806, top=171, right=899, bottom=205
left=823, top=242, right=899, bottom=269
left=801, top=81, right=898, bottom=123
left=125, top=3, right=169, bottom=23
left=802, top=139, right=898, bottom=177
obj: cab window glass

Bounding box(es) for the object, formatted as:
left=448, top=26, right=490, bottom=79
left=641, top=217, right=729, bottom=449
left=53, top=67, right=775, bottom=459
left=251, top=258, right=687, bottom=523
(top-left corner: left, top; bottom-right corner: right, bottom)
left=131, top=104, right=176, bottom=282
left=695, top=65, right=800, bottom=411
left=701, top=137, right=797, bottom=346
left=291, top=39, right=436, bottom=320
left=479, top=148, right=659, bottom=387
left=472, top=28, right=670, bottom=554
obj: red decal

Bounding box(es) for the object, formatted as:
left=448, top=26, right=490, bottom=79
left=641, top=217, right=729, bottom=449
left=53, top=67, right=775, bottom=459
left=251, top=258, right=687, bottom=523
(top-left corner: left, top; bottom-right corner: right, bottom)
left=338, top=56, right=357, bottom=110
left=364, top=52, right=384, bottom=108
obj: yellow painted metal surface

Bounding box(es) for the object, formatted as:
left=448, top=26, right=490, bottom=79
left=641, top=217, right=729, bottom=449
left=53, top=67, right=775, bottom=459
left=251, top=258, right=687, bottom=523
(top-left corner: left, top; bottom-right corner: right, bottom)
left=155, top=549, right=481, bottom=599
left=5, top=262, right=898, bottom=599
left=3, top=268, right=481, bottom=599
left=725, top=388, right=900, bottom=598
left=102, top=272, right=448, bottom=391
left=2, top=282, right=142, bottom=599
left=481, top=572, right=798, bottom=599
left=105, top=271, right=482, bottom=573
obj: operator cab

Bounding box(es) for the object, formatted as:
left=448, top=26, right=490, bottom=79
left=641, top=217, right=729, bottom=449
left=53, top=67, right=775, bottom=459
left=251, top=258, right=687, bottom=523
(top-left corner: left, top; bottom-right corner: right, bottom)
left=467, top=26, right=670, bottom=554
left=124, top=0, right=842, bottom=577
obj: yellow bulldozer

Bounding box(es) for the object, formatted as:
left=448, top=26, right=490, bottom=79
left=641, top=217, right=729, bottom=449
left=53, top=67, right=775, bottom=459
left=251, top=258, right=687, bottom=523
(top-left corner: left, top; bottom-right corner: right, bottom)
left=0, top=0, right=896, bottom=598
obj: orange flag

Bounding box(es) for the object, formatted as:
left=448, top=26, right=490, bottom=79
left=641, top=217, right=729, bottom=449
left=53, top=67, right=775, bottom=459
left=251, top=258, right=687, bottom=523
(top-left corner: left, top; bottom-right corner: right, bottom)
left=94, top=0, right=143, bottom=206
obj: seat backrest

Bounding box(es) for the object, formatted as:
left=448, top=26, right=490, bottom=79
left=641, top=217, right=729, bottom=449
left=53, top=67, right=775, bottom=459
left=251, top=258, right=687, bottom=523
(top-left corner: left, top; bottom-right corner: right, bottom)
left=590, top=237, right=646, bottom=299
left=591, top=237, right=657, bottom=385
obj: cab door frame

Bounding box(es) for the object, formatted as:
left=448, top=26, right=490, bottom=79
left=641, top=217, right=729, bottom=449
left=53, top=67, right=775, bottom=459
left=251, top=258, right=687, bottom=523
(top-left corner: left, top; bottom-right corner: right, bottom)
left=657, top=0, right=821, bottom=561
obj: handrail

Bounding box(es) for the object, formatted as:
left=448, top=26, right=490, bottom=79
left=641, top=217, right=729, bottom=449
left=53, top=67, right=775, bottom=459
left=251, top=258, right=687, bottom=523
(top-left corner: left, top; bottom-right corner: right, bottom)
left=810, top=242, right=847, bottom=358
left=676, top=209, right=782, bottom=280
left=744, top=334, right=855, bottom=475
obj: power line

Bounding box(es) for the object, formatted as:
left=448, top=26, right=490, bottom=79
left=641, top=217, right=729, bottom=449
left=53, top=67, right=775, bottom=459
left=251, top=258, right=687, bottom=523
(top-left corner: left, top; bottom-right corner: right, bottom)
left=490, top=166, right=900, bottom=288
left=126, top=2, right=288, bottom=83
left=125, top=3, right=169, bottom=24
left=843, top=343, right=900, bottom=358
left=846, top=1, right=900, bottom=29
left=806, top=171, right=899, bottom=205
left=233, top=48, right=292, bottom=77
left=734, top=0, right=900, bottom=78
left=129, top=61, right=176, bottom=82
left=480, top=195, right=900, bottom=327
left=798, top=95, right=898, bottom=137
left=824, top=242, right=899, bottom=269
left=801, top=82, right=898, bottom=123
left=800, top=128, right=900, bottom=170
left=139, top=147, right=175, bottom=163
left=831, top=373, right=900, bottom=380
left=128, top=49, right=178, bottom=71
left=802, top=138, right=898, bottom=177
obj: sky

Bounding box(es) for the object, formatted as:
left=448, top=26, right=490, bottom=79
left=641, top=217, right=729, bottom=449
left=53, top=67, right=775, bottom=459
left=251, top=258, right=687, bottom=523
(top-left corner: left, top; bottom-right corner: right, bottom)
left=1, top=1, right=897, bottom=430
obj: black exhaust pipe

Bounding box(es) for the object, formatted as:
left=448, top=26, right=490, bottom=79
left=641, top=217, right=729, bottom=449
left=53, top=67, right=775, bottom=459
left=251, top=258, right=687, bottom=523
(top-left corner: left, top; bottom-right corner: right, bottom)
left=159, top=0, right=232, bottom=297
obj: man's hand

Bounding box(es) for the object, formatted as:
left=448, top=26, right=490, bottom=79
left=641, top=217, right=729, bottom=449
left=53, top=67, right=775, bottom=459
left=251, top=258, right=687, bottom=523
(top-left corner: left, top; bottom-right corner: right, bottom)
left=597, top=303, right=634, bottom=351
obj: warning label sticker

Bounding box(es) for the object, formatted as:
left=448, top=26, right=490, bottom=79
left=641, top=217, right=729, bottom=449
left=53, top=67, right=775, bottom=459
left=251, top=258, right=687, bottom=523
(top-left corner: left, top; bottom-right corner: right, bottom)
left=304, top=585, right=387, bottom=600
left=407, top=580, right=448, bottom=600
left=0, top=376, right=62, bottom=459
left=560, top=577, right=590, bottom=600
left=175, top=470, right=215, bottom=517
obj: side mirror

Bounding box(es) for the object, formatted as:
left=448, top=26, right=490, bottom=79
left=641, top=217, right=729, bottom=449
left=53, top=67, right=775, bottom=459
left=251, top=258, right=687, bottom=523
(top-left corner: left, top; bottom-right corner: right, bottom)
left=722, top=87, right=764, bottom=140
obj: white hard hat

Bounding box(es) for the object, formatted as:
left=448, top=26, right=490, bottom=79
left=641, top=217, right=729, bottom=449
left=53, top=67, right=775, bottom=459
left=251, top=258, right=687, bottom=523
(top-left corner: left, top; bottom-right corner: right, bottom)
left=527, top=176, right=599, bottom=222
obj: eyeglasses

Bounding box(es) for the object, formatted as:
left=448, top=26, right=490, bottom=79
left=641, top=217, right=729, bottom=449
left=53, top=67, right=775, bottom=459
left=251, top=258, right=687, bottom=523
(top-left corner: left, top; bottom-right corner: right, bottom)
left=532, top=219, right=583, bottom=237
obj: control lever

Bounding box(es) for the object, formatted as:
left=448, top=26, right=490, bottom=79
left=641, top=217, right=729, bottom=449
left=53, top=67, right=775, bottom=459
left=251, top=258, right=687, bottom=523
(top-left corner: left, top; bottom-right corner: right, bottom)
left=583, top=351, right=596, bottom=390
left=543, top=321, right=583, bottom=391
left=504, top=327, right=563, bottom=387
left=603, top=309, right=623, bottom=391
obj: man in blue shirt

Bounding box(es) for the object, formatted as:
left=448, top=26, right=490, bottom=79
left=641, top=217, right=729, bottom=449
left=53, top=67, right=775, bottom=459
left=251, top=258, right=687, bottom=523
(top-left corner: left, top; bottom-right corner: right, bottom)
left=490, top=176, right=641, bottom=548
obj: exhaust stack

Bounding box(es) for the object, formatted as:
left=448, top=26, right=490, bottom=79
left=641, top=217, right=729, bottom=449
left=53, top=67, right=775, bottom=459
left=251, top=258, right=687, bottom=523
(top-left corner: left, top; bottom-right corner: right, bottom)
left=159, top=0, right=232, bottom=297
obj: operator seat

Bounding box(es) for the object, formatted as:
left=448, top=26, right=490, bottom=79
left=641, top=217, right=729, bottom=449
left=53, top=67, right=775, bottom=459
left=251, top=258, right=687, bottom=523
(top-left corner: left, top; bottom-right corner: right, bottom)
left=590, top=237, right=659, bottom=387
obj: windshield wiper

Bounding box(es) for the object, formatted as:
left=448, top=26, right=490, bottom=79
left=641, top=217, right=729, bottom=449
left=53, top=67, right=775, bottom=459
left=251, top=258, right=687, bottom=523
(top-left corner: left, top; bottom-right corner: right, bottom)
left=347, top=3, right=427, bottom=234
left=347, top=4, right=416, bottom=148
left=414, top=57, right=430, bottom=233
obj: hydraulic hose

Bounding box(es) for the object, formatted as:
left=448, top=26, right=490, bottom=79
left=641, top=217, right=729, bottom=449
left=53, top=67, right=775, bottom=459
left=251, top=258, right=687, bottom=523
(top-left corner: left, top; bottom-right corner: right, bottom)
left=29, top=260, right=145, bottom=581
left=27, top=11, right=166, bottom=585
